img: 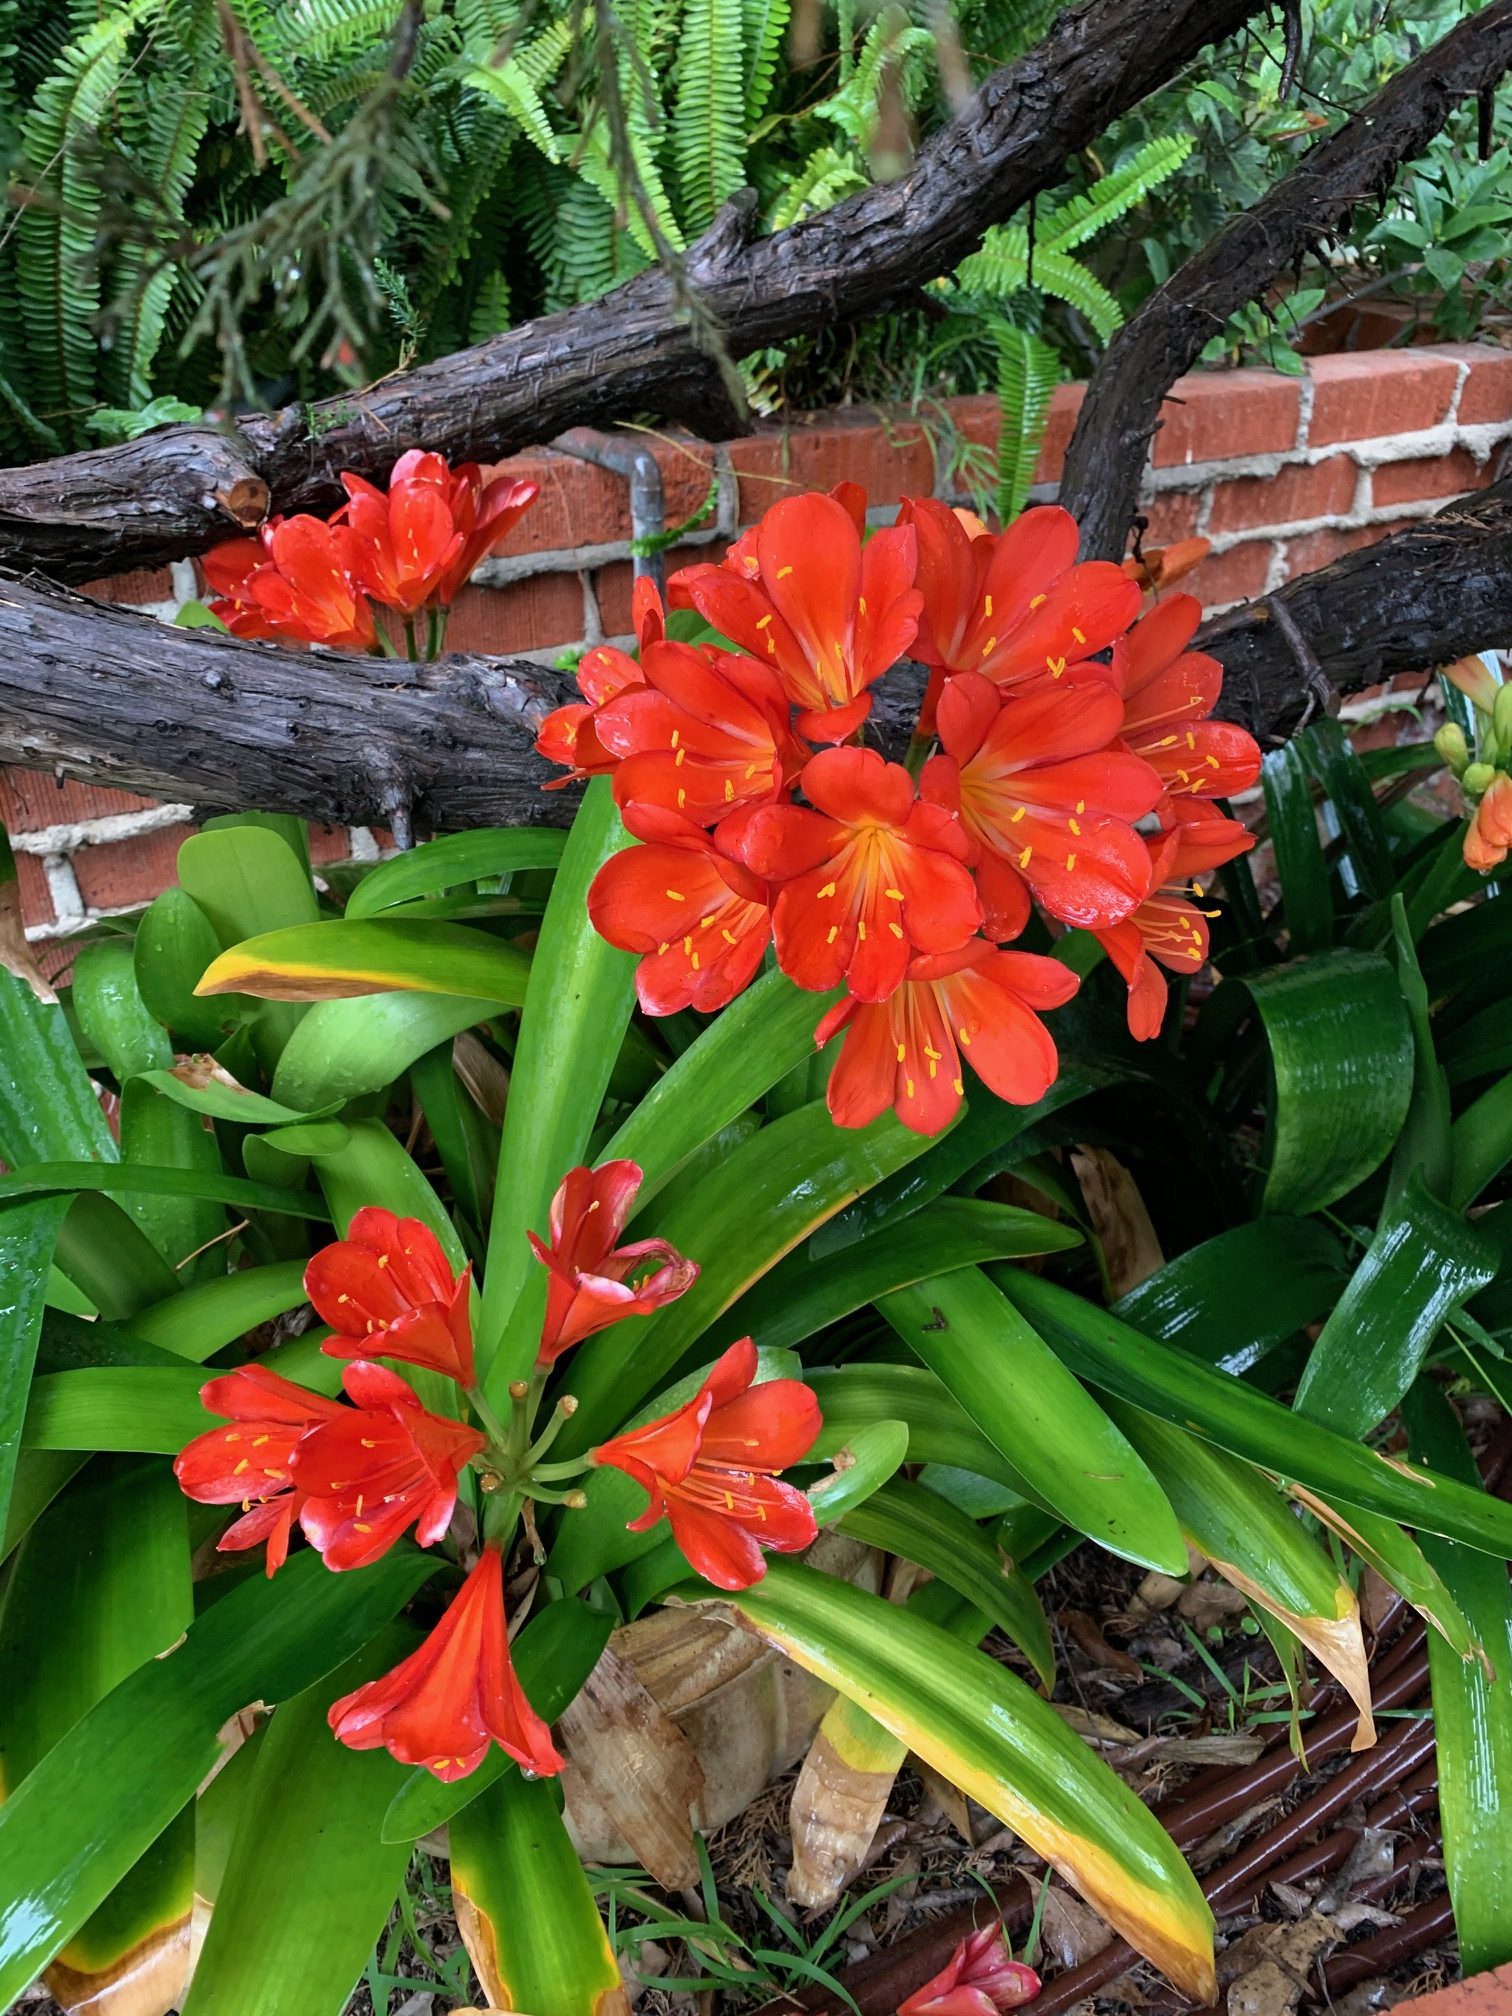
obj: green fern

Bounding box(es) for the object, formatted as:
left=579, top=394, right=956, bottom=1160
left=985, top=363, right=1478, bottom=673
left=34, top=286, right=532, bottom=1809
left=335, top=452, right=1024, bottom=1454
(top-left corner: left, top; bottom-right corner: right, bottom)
left=767, top=142, right=866, bottom=230
left=672, top=0, right=745, bottom=232
left=992, top=320, right=1058, bottom=519
left=741, top=0, right=789, bottom=123
left=816, top=7, right=932, bottom=149
left=955, top=226, right=1123, bottom=342
left=1038, top=134, right=1195, bottom=253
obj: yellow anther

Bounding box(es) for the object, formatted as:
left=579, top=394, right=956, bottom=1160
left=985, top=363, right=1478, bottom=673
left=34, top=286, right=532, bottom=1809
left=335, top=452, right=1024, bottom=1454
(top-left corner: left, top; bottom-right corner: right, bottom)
left=722, top=929, right=737, bottom=945
left=777, top=565, right=795, bottom=579
left=677, top=789, right=686, bottom=808
left=1029, top=593, right=1047, bottom=609
left=981, top=635, right=998, bottom=657
left=889, top=921, right=904, bottom=938
left=857, top=920, right=867, bottom=940
left=906, top=1078, right=916, bottom=1097
left=885, top=886, right=905, bottom=900
left=671, top=729, right=680, bottom=748
left=1072, top=626, right=1086, bottom=645
left=984, top=594, right=994, bottom=617
left=958, top=1026, right=971, bottom=1047
left=827, top=925, right=839, bottom=943
left=896, top=1043, right=907, bottom=1062
left=817, top=881, right=837, bottom=898
left=1019, top=845, right=1032, bottom=867
left=1047, top=655, right=1067, bottom=678
left=675, top=745, right=686, bottom=765
left=725, top=777, right=736, bottom=798
left=1066, top=852, right=1077, bottom=871
left=666, top=888, right=685, bottom=900
left=683, top=935, right=693, bottom=956
left=756, top=613, right=773, bottom=629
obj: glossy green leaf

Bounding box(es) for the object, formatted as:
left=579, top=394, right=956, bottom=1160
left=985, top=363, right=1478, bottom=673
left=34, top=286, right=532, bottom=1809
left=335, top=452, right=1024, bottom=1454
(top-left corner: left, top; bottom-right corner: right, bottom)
left=1404, top=1381, right=1512, bottom=1974
left=479, top=781, right=637, bottom=1398
left=1285, top=1490, right=1479, bottom=1669
left=71, top=940, right=172, bottom=1077
left=0, top=969, right=116, bottom=1167
left=838, top=1476, right=1054, bottom=1687
left=130, top=1260, right=309, bottom=1362
left=271, top=992, right=509, bottom=1113
left=382, top=1598, right=615, bottom=1844
left=1293, top=1170, right=1496, bottom=1439
left=37, top=1309, right=184, bottom=1373
left=1, top=1451, right=86, bottom=1563
left=1002, top=1269, right=1512, bottom=1558
left=24, top=1366, right=217, bottom=1451
left=807, top=1418, right=910, bottom=1526
left=1452, top=1070, right=1512, bottom=1209
left=710, top=1558, right=1216, bottom=2002
left=805, top=1364, right=1043, bottom=1501
left=882, top=1270, right=1185, bottom=1575
left=1300, top=717, right=1393, bottom=903
left=1113, top=1218, right=1347, bottom=1376
left=451, top=1771, right=623, bottom=2016
left=198, top=918, right=532, bottom=1005
left=0, top=1546, right=432, bottom=2002
left=1244, top=950, right=1413, bottom=1215
left=560, top=1104, right=933, bottom=1454
left=181, top=1631, right=414, bottom=2016
left=0, top=1200, right=68, bottom=1540
left=1386, top=893, right=1452, bottom=1209
left=347, top=827, right=568, bottom=919
left=1261, top=741, right=1331, bottom=954
left=603, top=967, right=830, bottom=1207
left=706, top=1197, right=1080, bottom=1356
left=132, top=1067, right=339, bottom=1128
left=0, top=1162, right=331, bottom=1219
left=134, top=887, right=233, bottom=1051
left=411, top=1040, right=496, bottom=1232
left=177, top=825, right=318, bottom=1064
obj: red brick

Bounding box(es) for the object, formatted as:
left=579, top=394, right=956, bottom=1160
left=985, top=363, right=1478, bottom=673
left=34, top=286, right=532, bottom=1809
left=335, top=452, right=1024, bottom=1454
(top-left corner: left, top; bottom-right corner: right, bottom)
left=500, top=437, right=721, bottom=555
left=786, top=412, right=935, bottom=506
left=1182, top=540, right=1273, bottom=611
left=1152, top=369, right=1302, bottom=468
left=1370, top=446, right=1493, bottom=508
left=0, top=769, right=161, bottom=832
left=1453, top=344, right=1512, bottom=426
left=79, top=567, right=175, bottom=605
left=1134, top=491, right=1201, bottom=547
left=1399, top=1958, right=1512, bottom=2016
left=70, top=827, right=197, bottom=913
left=445, top=573, right=587, bottom=655
left=596, top=547, right=712, bottom=635
left=1306, top=351, right=1459, bottom=446
left=937, top=386, right=1086, bottom=488
left=306, top=824, right=354, bottom=866
left=1205, top=454, right=1358, bottom=534
left=13, top=850, right=54, bottom=931
left=1280, top=522, right=1393, bottom=578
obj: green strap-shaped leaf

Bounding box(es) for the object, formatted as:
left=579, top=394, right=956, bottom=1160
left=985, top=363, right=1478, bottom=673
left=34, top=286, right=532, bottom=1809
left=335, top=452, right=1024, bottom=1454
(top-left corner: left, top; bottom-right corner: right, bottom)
left=808, top=1419, right=910, bottom=1526
left=881, top=1270, right=1186, bottom=1575
left=1112, top=1218, right=1347, bottom=1377
left=0, top=969, right=116, bottom=1168
left=1292, top=1169, right=1497, bottom=1439
left=272, top=992, right=510, bottom=1113
left=197, top=919, right=532, bottom=1005
left=1385, top=893, right=1452, bottom=1210
left=25, top=1366, right=216, bottom=1453
left=1244, top=950, right=1413, bottom=1215
left=806, top=1364, right=1044, bottom=1502
left=0, top=1199, right=69, bottom=1538
left=1001, top=1269, right=1512, bottom=1558
left=838, top=1476, right=1054, bottom=1688
left=130, top=1261, right=309, bottom=1362
left=347, top=828, right=567, bottom=919
left=131, top=1069, right=340, bottom=1127
left=177, top=825, right=317, bottom=1067
left=0, top=1546, right=433, bottom=2003
left=1403, top=1381, right=1512, bottom=1975
left=706, top=1558, right=1216, bottom=2003
left=451, top=1771, right=624, bottom=2016
left=181, top=1631, right=415, bottom=2016
left=1260, top=743, right=1331, bottom=954
left=479, top=781, right=637, bottom=1399
left=0, top=1163, right=332, bottom=1219
left=1452, top=1070, right=1512, bottom=1209
left=559, top=1104, right=933, bottom=1456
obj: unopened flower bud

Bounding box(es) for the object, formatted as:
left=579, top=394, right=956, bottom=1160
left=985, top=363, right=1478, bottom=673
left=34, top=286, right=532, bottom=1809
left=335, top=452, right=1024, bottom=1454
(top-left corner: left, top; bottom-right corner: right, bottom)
left=1434, top=723, right=1470, bottom=774
left=1464, top=761, right=1497, bottom=797
left=1494, top=679, right=1512, bottom=752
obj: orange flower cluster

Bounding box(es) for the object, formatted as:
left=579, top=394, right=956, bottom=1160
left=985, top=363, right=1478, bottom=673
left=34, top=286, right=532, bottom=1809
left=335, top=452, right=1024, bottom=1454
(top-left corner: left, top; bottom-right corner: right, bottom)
left=201, top=451, right=538, bottom=654
left=538, top=486, right=1261, bottom=1135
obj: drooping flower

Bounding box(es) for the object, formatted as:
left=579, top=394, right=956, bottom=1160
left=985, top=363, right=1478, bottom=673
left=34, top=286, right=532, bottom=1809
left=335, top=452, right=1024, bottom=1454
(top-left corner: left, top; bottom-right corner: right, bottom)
left=1093, top=806, right=1255, bottom=1040
left=591, top=1336, right=820, bottom=1589
left=898, top=497, right=1141, bottom=720
left=1121, top=537, right=1210, bottom=594
left=595, top=642, right=807, bottom=826
left=815, top=940, right=1079, bottom=1137
left=535, top=577, right=662, bottom=784
left=291, top=1361, right=485, bottom=1571
left=587, top=803, right=773, bottom=1015
left=527, top=1159, right=699, bottom=1365
left=203, top=516, right=377, bottom=651
left=738, top=745, right=980, bottom=1000
left=898, top=1926, right=1041, bottom=2016
left=1118, top=594, right=1261, bottom=806
left=305, top=1207, right=476, bottom=1387
left=328, top=1544, right=562, bottom=1781
left=920, top=671, right=1161, bottom=938
left=1464, top=771, right=1512, bottom=873
left=340, top=451, right=539, bottom=609
left=669, top=490, right=921, bottom=742
left=173, top=1364, right=346, bottom=1577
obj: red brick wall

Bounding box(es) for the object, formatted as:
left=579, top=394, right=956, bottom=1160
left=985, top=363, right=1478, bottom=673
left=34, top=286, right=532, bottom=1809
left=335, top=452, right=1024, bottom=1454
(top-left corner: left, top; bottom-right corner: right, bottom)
left=8, top=343, right=1511, bottom=957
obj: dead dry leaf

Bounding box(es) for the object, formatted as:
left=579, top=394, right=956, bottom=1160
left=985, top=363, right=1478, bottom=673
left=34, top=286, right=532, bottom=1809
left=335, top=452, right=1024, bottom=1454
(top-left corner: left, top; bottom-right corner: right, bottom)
left=1070, top=1146, right=1164, bottom=1297
left=1041, top=1886, right=1116, bottom=1969
left=1220, top=1914, right=1342, bottom=2016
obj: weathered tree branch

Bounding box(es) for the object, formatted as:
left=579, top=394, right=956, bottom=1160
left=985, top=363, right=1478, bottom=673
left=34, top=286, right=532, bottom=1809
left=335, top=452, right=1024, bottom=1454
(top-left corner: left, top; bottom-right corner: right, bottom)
left=3, top=476, right=1509, bottom=831
left=1059, top=0, right=1512, bottom=560
left=0, top=0, right=1262, bottom=584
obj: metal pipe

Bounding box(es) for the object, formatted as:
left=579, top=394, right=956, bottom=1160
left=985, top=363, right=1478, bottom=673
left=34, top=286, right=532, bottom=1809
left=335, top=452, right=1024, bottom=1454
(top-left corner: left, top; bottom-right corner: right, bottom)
left=552, top=427, right=668, bottom=596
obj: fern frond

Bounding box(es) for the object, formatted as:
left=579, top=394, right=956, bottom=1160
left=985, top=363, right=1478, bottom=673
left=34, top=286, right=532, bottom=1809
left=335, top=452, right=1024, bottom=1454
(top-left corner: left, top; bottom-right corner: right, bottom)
left=992, top=320, right=1058, bottom=520
left=815, top=7, right=932, bottom=148
left=263, top=0, right=416, bottom=68
left=1040, top=133, right=1194, bottom=253
left=464, top=52, right=562, bottom=161
left=741, top=0, right=789, bottom=123
left=766, top=142, right=866, bottom=229
left=467, top=263, right=511, bottom=342
left=955, top=226, right=1123, bottom=342
left=1026, top=246, right=1123, bottom=340
left=957, top=0, right=1057, bottom=64
left=672, top=0, right=745, bottom=233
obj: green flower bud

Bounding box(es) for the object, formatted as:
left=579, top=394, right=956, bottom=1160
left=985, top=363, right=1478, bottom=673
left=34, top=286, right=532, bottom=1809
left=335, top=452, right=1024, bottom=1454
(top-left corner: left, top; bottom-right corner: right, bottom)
left=1463, top=761, right=1497, bottom=796
left=1434, top=723, right=1470, bottom=774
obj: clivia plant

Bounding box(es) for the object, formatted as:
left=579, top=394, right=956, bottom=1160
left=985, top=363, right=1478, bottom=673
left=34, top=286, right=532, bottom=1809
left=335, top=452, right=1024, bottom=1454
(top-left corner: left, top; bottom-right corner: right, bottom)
left=1, top=451, right=1511, bottom=2016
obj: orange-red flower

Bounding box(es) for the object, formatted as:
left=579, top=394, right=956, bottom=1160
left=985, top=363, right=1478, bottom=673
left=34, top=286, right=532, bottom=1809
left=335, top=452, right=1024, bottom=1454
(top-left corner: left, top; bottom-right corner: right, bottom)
left=920, top=671, right=1161, bottom=938
left=588, top=803, right=773, bottom=1015
left=898, top=497, right=1141, bottom=724
left=535, top=577, right=662, bottom=784
left=1465, top=772, right=1512, bottom=873
left=591, top=1336, right=820, bottom=1589
left=898, top=1926, right=1041, bottom=2016
left=669, top=490, right=920, bottom=742
left=173, top=1364, right=345, bottom=1577
left=291, top=1361, right=484, bottom=1571
left=203, top=517, right=377, bottom=650
left=328, top=1543, right=562, bottom=1781
left=340, top=451, right=539, bottom=610
left=596, top=642, right=807, bottom=826
left=305, top=1206, right=476, bottom=1387
left=816, top=941, right=1079, bottom=1137
left=527, top=1158, right=700, bottom=1365
left=1093, top=806, right=1255, bottom=1040
left=738, top=746, right=980, bottom=1000
left=1118, top=595, right=1261, bottom=805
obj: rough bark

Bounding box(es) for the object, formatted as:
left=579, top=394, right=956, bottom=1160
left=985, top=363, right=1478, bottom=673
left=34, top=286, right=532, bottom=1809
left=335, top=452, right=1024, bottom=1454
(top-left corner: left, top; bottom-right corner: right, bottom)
left=1059, top=0, right=1512, bottom=560
left=0, top=0, right=1262, bottom=584
left=4, top=474, right=1509, bottom=830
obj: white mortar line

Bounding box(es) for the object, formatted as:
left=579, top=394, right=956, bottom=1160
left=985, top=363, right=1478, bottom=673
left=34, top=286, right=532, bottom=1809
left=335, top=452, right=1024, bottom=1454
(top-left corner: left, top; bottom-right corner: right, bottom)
left=9, top=803, right=195, bottom=854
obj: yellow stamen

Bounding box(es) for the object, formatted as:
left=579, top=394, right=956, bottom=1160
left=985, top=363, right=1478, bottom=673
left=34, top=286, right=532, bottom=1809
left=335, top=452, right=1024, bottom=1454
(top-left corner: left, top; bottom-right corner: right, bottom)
left=1019, top=845, right=1032, bottom=867
left=666, top=888, right=685, bottom=901
left=817, top=881, right=837, bottom=898
left=1029, top=593, right=1047, bottom=609
left=1066, top=852, right=1077, bottom=871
